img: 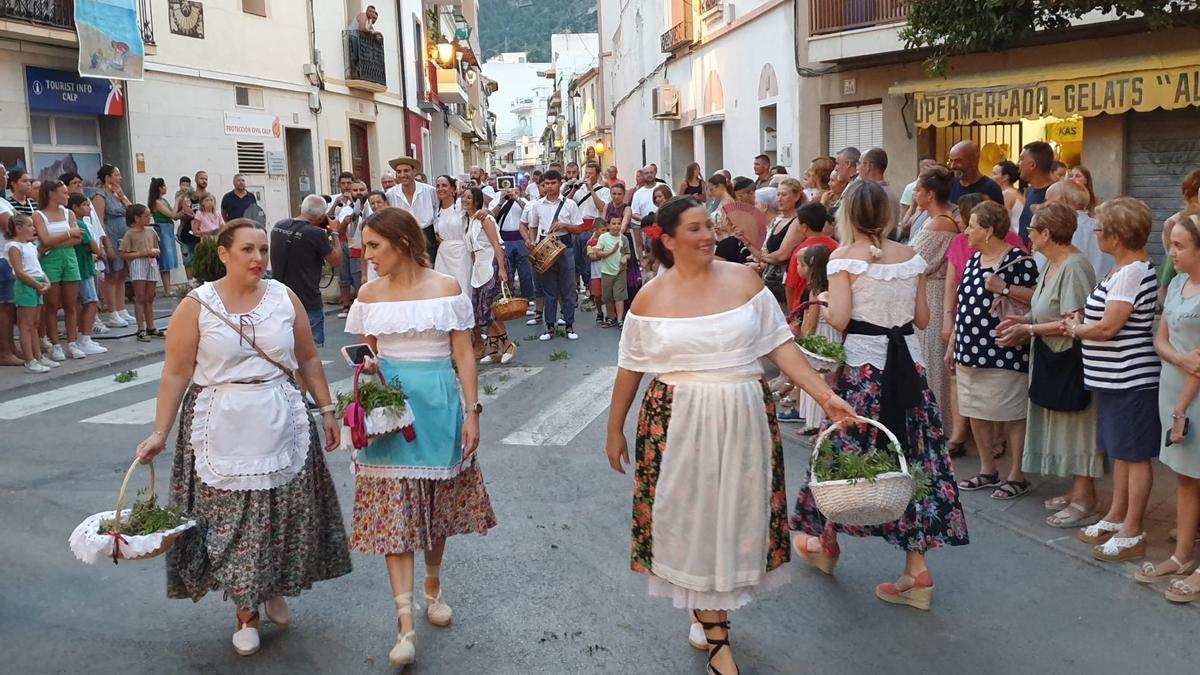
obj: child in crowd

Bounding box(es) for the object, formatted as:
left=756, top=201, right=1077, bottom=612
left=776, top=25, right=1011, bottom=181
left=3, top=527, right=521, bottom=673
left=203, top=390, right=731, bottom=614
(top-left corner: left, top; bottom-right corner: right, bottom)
left=5, top=214, right=55, bottom=373
left=793, top=245, right=841, bottom=433
left=192, top=191, right=223, bottom=238
left=597, top=213, right=630, bottom=328
left=119, top=204, right=160, bottom=342
left=68, top=193, right=107, bottom=355
left=587, top=227, right=606, bottom=324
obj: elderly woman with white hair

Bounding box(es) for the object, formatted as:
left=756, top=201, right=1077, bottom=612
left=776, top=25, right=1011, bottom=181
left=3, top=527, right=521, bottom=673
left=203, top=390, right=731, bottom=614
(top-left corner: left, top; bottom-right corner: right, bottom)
left=1042, top=180, right=1112, bottom=278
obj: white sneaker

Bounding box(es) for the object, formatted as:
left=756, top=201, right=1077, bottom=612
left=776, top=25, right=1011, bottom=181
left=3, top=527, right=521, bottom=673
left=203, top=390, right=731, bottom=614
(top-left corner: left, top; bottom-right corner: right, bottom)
left=231, top=623, right=260, bottom=656
left=38, top=356, right=60, bottom=369
left=556, top=318, right=566, bottom=326
left=118, top=309, right=135, bottom=323
left=337, top=309, right=349, bottom=319
left=78, top=337, right=108, bottom=354
left=565, top=328, right=579, bottom=340
left=24, top=360, right=49, bottom=374
left=49, top=344, right=66, bottom=362
left=263, top=596, right=289, bottom=628
left=40, top=337, right=53, bottom=352
left=538, top=332, right=553, bottom=341
left=525, top=317, right=540, bottom=326
left=66, top=342, right=86, bottom=359
left=526, top=306, right=536, bottom=316
left=102, top=312, right=128, bottom=328
left=92, top=317, right=111, bottom=334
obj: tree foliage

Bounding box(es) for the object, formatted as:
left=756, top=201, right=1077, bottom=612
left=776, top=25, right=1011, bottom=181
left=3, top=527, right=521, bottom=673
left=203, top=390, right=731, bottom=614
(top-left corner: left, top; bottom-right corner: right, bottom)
left=900, top=1, right=1198, bottom=75
left=477, top=0, right=596, bottom=62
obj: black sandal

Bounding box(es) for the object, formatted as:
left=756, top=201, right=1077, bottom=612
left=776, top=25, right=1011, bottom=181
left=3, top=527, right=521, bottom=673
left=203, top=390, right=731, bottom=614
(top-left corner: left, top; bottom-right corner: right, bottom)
left=136, top=330, right=150, bottom=343
left=697, top=618, right=739, bottom=675
left=957, top=472, right=1000, bottom=491
left=991, top=479, right=1031, bottom=501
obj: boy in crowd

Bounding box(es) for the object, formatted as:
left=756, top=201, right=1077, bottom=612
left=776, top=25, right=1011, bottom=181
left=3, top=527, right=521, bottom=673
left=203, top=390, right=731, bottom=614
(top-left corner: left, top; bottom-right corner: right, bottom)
left=596, top=213, right=630, bottom=328
left=67, top=193, right=106, bottom=354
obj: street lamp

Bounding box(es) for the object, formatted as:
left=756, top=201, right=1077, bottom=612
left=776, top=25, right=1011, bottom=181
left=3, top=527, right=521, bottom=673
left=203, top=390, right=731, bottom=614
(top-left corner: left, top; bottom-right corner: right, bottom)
left=593, top=140, right=606, bottom=156
left=435, top=37, right=456, bottom=67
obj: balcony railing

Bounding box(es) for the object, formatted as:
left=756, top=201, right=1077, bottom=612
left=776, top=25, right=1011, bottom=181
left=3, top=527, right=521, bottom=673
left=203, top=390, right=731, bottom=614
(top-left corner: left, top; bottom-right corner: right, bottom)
left=344, top=29, right=387, bottom=92
left=809, top=0, right=907, bottom=36
left=0, top=0, right=75, bottom=31
left=661, top=19, right=693, bottom=53
left=0, top=0, right=155, bottom=43
left=700, top=0, right=722, bottom=13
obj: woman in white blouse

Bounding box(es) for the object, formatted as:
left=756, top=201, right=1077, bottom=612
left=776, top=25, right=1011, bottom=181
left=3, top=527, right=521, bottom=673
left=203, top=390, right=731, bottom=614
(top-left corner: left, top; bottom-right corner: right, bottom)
left=791, top=181, right=969, bottom=611
left=347, top=207, right=496, bottom=669
left=432, top=175, right=471, bottom=294
left=606, top=196, right=855, bottom=675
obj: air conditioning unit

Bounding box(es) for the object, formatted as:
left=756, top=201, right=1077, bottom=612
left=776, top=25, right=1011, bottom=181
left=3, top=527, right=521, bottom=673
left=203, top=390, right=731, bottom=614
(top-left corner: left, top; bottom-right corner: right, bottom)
left=652, top=85, right=680, bottom=120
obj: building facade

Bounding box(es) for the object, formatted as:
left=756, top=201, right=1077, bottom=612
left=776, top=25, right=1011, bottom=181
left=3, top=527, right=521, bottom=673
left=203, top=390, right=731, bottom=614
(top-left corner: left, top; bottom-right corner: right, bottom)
left=0, top=0, right=494, bottom=226
left=798, top=3, right=1200, bottom=255
left=482, top=51, right=553, bottom=171
left=603, top=0, right=803, bottom=187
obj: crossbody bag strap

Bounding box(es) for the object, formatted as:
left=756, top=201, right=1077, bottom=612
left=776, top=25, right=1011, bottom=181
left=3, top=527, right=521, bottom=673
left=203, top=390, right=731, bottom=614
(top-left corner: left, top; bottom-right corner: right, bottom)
left=542, top=200, right=567, bottom=242
left=186, top=291, right=296, bottom=383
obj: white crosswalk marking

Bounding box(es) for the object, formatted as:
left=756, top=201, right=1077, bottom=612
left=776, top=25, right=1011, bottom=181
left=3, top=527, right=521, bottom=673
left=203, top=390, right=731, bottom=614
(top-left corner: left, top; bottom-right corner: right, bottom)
left=0, top=361, right=166, bottom=420
left=79, top=360, right=337, bottom=426
left=501, top=366, right=617, bottom=446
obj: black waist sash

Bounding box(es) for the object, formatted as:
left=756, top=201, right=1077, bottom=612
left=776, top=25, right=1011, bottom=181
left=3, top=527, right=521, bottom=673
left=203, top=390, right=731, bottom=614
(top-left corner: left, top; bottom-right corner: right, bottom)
left=845, top=319, right=922, bottom=447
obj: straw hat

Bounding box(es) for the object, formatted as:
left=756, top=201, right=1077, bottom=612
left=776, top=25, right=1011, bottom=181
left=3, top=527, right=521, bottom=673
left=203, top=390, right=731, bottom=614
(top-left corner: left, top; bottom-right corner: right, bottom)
left=388, top=156, right=421, bottom=171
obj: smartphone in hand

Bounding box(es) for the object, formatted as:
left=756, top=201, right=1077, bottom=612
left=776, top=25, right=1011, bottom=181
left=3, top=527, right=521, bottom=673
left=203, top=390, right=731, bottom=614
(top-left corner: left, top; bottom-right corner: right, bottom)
left=341, top=343, right=376, bottom=367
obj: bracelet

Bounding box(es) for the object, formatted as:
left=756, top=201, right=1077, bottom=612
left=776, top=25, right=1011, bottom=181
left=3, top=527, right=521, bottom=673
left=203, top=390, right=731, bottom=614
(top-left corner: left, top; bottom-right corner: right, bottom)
left=151, top=430, right=167, bottom=437
left=316, top=403, right=337, bottom=414
left=1069, top=323, right=1078, bottom=339
left=1028, top=323, right=1035, bottom=336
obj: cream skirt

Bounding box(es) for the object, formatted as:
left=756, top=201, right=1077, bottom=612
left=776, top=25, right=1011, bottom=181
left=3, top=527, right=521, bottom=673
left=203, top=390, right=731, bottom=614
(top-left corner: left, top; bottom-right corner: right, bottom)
left=956, top=365, right=1028, bottom=422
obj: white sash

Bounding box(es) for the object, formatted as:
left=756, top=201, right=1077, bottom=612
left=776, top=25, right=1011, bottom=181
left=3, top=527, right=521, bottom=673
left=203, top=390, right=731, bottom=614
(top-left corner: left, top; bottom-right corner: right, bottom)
left=190, top=378, right=310, bottom=491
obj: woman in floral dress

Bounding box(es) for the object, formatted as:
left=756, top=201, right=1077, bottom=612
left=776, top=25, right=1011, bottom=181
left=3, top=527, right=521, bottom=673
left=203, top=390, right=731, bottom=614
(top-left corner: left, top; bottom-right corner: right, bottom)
left=792, top=181, right=969, bottom=611
left=135, top=219, right=351, bottom=657
left=347, top=207, right=496, bottom=670
left=606, top=197, right=856, bottom=675
left=908, top=166, right=958, bottom=421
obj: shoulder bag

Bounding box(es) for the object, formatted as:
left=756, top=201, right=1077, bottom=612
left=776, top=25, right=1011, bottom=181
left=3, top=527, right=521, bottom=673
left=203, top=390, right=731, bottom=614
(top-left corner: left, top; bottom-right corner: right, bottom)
left=1028, top=336, right=1091, bottom=412
left=988, top=253, right=1034, bottom=323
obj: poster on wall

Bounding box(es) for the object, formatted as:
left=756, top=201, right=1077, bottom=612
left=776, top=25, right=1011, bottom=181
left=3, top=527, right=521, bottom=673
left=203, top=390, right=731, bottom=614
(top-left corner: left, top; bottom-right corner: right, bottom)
left=75, top=0, right=146, bottom=80
left=33, top=152, right=103, bottom=194
left=0, top=147, right=28, bottom=174
left=223, top=112, right=281, bottom=139
left=26, top=67, right=125, bottom=116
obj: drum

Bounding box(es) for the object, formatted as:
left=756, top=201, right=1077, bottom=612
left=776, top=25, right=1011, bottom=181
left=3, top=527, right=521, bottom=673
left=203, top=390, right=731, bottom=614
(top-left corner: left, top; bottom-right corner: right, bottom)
left=531, top=235, right=567, bottom=273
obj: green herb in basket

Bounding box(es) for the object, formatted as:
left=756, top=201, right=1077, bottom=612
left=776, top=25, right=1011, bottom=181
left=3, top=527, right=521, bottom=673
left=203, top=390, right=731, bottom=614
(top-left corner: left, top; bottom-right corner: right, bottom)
left=796, top=335, right=845, bottom=364
left=811, top=438, right=933, bottom=504
left=336, top=377, right=408, bottom=416
left=98, top=494, right=184, bottom=536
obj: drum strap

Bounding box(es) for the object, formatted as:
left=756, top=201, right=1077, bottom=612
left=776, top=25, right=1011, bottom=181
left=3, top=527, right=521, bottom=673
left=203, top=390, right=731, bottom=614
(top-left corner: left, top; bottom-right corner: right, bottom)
left=541, top=199, right=567, bottom=244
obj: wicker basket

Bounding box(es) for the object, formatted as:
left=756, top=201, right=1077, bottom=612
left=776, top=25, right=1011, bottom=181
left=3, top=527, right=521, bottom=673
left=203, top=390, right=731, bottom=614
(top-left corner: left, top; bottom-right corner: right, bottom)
left=492, top=283, right=529, bottom=323
left=68, top=459, right=195, bottom=564
left=809, top=417, right=914, bottom=526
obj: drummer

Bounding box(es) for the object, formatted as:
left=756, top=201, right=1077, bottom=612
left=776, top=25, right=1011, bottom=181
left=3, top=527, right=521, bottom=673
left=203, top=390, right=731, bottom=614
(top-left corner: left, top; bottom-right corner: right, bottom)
left=520, top=169, right=584, bottom=341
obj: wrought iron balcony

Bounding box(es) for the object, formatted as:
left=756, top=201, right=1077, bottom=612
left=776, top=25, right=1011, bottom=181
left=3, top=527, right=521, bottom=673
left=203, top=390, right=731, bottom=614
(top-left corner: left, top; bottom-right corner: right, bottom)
left=344, top=29, right=387, bottom=92
left=0, top=0, right=75, bottom=31
left=660, top=19, right=693, bottom=53
left=809, top=0, right=907, bottom=36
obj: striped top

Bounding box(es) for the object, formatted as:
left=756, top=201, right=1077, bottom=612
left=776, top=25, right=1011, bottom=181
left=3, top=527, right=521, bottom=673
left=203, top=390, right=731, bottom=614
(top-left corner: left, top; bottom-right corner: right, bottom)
left=1081, top=259, right=1159, bottom=391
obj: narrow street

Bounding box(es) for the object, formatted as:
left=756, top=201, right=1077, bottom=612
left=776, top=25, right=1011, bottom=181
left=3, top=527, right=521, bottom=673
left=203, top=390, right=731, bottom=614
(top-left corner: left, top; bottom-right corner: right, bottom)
left=0, top=311, right=1195, bottom=675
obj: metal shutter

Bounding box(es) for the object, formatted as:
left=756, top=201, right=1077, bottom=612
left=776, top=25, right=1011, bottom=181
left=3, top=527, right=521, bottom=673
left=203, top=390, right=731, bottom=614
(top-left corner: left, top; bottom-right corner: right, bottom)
left=828, top=103, right=882, bottom=155
left=1126, top=109, right=1200, bottom=257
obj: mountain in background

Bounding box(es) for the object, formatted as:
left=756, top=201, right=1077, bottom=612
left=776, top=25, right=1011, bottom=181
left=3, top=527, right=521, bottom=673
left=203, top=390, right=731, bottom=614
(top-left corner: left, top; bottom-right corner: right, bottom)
left=478, top=0, right=597, bottom=62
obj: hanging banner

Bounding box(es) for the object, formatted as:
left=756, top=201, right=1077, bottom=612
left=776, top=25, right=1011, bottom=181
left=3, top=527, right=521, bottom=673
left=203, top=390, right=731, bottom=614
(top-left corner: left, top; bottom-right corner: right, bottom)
left=75, top=0, right=146, bottom=81
left=26, top=67, right=125, bottom=116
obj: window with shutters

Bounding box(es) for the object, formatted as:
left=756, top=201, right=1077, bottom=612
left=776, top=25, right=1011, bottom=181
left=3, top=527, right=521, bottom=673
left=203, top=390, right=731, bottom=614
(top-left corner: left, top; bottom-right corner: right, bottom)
left=828, top=103, right=883, bottom=155
left=235, top=86, right=264, bottom=109
left=236, top=142, right=267, bottom=175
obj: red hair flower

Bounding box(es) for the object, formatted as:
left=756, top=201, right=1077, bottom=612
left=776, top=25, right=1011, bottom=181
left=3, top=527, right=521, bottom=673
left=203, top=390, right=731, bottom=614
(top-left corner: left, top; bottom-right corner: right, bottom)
left=644, top=225, right=664, bottom=241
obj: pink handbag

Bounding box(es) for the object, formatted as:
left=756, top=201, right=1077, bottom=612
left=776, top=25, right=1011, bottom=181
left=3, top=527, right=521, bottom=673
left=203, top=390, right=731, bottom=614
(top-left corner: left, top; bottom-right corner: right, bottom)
left=342, top=364, right=374, bottom=450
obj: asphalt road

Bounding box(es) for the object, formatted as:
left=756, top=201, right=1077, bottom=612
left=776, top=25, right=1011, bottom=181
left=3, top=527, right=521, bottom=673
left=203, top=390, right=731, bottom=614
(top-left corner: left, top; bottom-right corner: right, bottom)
left=0, top=309, right=1196, bottom=675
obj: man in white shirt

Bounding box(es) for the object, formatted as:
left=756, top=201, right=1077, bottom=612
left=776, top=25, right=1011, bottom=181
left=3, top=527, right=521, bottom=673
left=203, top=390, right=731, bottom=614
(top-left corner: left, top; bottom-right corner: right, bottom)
left=385, top=156, right=439, bottom=263
left=1036, top=180, right=1114, bottom=277
left=490, top=179, right=533, bottom=300
left=525, top=170, right=542, bottom=200
left=630, top=165, right=659, bottom=227
left=569, top=162, right=611, bottom=298
left=520, top=169, right=584, bottom=341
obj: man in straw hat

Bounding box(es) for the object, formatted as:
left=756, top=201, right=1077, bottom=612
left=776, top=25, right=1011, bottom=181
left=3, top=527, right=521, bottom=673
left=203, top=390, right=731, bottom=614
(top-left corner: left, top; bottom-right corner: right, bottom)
left=385, top=156, right=439, bottom=264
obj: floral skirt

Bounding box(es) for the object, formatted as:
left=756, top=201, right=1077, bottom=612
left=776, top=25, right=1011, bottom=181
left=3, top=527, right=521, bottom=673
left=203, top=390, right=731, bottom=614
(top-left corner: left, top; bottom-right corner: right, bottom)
left=351, top=461, right=497, bottom=555
left=792, top=363, right=970, bottom=553
left=471, top=261, right=501, bottom=327
left=632, top=376, right=791, bottom=610
left=166, top=385, right=352, bottom=608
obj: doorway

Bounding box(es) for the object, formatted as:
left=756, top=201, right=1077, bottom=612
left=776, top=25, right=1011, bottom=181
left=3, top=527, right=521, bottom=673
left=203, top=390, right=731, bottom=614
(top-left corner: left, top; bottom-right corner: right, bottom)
left=285, top=127, right=315, bottom=214
left=702, top=123, right=724, bottom=177
left=349, top=121, right=372, bottom=182
left=669, top=128, right=694, bottom=188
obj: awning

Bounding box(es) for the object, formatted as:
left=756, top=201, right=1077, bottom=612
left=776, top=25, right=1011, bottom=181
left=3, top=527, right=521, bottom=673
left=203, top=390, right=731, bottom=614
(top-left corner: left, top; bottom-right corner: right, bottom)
left=890, top=50, right=1200, bottom=127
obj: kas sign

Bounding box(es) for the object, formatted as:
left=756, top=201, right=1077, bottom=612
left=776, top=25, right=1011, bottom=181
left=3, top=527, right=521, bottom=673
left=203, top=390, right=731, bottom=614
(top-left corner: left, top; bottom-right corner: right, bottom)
left=26, top=66, right=125, bottom=116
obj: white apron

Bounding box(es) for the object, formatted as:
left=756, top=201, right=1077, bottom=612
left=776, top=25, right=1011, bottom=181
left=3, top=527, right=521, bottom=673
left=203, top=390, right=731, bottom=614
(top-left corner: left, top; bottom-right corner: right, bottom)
left=433, top=205, right=473, bottom=294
